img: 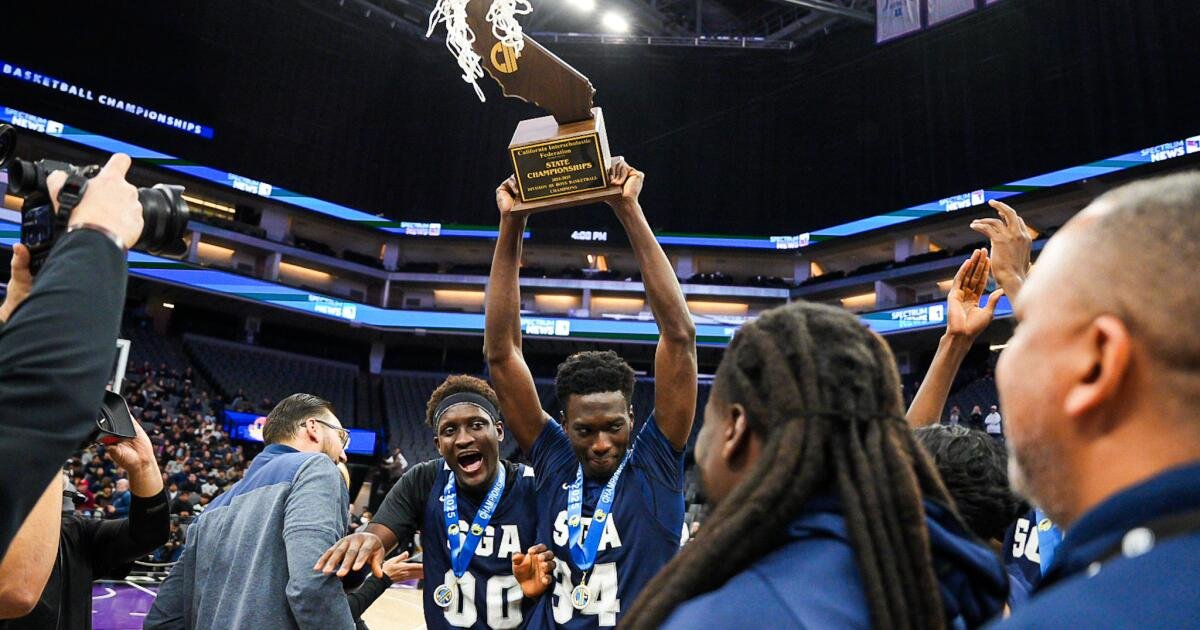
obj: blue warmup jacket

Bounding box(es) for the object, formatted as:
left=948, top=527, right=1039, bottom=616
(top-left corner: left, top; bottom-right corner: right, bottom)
left=664, top=497, right=1008, bottom=629
left=997, top=462, right=1200, bottom=629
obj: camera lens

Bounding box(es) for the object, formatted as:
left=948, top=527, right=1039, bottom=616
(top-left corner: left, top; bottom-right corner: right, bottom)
left=6, top=159, right=41, bottom=196
left=136, top=184, right=191, bottom=256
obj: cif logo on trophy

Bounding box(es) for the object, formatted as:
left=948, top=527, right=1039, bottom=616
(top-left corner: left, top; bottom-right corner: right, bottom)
left=491, top=42, right=520, bottom=74
left=427, top=0, right=622, bottom=213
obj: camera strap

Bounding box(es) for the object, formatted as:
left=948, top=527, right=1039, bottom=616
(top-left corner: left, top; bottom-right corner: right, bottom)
left=55, top=174, right=89, bottom=214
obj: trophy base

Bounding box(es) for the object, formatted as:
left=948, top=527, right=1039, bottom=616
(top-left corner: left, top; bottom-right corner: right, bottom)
left=509, top=108, right=620, bottom=215
left=511, top=185, right=623, bottom=216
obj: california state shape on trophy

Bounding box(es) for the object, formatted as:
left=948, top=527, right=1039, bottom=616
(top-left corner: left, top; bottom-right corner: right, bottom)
left=426, top=0, right=622, bottom=214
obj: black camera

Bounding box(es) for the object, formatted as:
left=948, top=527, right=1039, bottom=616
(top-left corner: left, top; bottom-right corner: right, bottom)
left=0, top=123, right=190, bottom=274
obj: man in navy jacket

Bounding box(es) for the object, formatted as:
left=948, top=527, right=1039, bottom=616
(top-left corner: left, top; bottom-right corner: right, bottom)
left=991, top=171, right=1200, bottom=627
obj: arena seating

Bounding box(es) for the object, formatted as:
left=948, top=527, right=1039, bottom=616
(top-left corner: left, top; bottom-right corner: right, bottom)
left=944, top=376, right=1000, bottom=420
left=182, top=333, right=357, bottom=420
left=122, top=325, right=201, bottom=377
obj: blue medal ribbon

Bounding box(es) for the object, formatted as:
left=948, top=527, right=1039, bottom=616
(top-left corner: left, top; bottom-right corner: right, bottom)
left=443, top=463, right=507, bottom=578
left=566, top=450, right=632, bottom=572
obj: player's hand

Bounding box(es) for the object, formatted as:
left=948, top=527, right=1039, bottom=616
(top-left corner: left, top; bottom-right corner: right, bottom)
left=314, top=532, right=387, bottom=578
left=606, top=158, right=644, bottom=212
left=380, top=551, right=423, bottom=583
left=496, top=175, right=520, bottom=217
left=46, top=153, right=144, bottom=250
left=0, top=244, right=32, bottom=323
left=512, top=544, right=554, bottom=598
left=946, top=249, right=1003, bottom=340
left=971, top=200, right=1032, bottom=303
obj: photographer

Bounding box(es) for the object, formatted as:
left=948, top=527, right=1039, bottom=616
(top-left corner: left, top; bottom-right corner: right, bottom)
left=0, top=153, right=145, bottom=560
left=0, top=417, right=169, bottom=629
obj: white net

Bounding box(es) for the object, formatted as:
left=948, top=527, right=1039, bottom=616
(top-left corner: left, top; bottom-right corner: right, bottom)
left=426, top=0, right=533, bottom=102
left=486, top=0, right=533, bottom=55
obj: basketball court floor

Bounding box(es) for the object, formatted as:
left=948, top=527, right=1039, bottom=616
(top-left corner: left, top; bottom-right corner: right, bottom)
left=92, top=581, right=427, bottom=629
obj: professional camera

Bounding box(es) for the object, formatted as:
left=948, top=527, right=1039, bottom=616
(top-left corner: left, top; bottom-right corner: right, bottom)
left=0, top=123, right=190, bottom=274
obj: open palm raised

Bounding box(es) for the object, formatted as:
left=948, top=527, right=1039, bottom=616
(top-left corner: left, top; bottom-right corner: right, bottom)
left=947, top=248, right=1004, bottom=339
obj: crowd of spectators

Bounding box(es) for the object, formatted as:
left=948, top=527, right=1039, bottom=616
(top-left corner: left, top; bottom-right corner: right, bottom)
left=60, top=362, right=249, bottom=565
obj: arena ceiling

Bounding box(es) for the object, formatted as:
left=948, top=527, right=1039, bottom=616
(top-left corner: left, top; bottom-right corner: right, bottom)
left=4, top=1, right=1199, bottom=237
left=316, top=0, right=875, bottom=50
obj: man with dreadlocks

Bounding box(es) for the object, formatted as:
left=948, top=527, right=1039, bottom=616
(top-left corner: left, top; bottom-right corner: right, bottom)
left=485, top=159, right=697, bottom=628
left=622, top=301, right=1008, bottom=629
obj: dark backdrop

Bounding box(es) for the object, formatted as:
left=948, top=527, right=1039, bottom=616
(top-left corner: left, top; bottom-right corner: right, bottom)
left=2, top=0, right=1198, bottom=235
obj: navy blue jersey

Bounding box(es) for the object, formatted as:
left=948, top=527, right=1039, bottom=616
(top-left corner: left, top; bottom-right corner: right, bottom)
left=1003, top=508, right=1062, bottom=599
left=374, top=459, right=547, bottom=629
left=530, top=416, right=685, bottom=628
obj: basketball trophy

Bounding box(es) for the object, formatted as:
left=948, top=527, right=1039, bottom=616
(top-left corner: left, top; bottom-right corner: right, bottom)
left=427, top=0, right=622, bottom=214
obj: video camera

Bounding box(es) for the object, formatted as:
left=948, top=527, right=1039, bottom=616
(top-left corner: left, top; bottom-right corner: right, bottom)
left=0, top=123, right=190, bottom=274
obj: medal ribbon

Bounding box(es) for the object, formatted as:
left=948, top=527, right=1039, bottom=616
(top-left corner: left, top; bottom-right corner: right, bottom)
left=566, top=450, right=632, bottom=572
left=443, top=463, right=507, bottom=578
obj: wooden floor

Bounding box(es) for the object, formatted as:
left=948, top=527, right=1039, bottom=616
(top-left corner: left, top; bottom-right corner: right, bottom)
left=361, top=587, right=428, bottom=630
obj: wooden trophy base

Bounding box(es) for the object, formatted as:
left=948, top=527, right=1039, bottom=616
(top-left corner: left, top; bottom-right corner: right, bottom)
left=508, top=107, right=622, bottom=215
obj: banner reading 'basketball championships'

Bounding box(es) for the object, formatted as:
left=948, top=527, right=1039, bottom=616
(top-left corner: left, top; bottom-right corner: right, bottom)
left=876, top=0, right=922, bottom=43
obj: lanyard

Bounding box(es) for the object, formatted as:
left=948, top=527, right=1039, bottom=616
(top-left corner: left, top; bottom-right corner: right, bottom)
left=566, top=450, right=632, bottom=572
left=443, top=463, right=507, bottom=577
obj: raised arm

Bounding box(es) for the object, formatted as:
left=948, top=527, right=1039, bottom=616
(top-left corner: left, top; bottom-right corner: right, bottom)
left=608, top=160, right=697, bottom=449
left=0, top=154, right=142, bottom=559
left=972, top=200, right=1033, bottom=305
left=906, top=249, right=1003, bottom=428
left=90, top=417, right=170, bottom=571
left=484, top=178, right=550, bottom=453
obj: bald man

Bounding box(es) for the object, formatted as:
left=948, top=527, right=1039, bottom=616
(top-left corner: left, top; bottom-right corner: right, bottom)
left=990, top=172, right=1200, bottom=627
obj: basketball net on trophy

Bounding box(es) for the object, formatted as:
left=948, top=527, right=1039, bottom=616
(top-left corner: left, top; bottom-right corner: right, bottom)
left=426, top=0, right=533, bottom=101
left=426, top=0, right=624, bottom=214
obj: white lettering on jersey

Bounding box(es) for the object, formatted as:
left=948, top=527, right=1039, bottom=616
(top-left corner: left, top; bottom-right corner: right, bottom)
left=497, top=524, right=522, bottom=558
left=446, top=520, right=523, bottom=559
left=1010, top=517, right=1041, bottom=564
left=552, top=510, right=623, bottom=551
left=477, top=524, right=496, bottom=556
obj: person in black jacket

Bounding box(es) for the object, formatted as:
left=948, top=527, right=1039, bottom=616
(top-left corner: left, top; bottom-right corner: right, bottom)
left=0, top=153, right=145, bottom=561
left=0, top=416, right=168, bottom=629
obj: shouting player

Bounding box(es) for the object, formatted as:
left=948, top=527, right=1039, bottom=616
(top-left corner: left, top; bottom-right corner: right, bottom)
left=485, top=160, right=698, bottom=628
left=315, top=375, right=553, bottom=629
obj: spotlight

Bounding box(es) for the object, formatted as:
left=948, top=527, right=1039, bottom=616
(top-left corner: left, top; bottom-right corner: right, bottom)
left=567, top=0, right=596, bottom=12
left=601, top=11, right=630, bottom=32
